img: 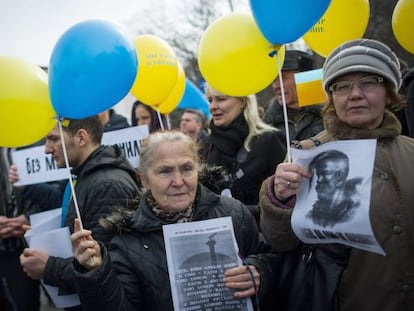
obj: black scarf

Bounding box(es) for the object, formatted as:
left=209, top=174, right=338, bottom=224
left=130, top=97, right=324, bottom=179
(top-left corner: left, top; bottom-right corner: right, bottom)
left=208, top=113, right=249, bottom=172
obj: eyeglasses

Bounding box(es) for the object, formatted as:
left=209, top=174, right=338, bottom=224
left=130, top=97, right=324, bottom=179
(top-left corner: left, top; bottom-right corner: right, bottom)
left=328, top=76, right=384, bottom=95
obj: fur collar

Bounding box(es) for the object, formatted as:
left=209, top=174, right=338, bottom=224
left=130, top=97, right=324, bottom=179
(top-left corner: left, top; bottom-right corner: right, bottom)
left=324, top=109, right=401, bottom=140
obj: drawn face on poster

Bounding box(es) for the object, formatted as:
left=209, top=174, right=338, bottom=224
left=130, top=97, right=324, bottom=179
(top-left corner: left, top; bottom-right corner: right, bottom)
left=290, top=139, right=385, bottom=256
left=306, top=150, right=362, bottom=228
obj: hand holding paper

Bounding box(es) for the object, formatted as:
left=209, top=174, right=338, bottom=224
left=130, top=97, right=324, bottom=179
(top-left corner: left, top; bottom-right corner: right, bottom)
left=20, top=248, right=49, bottom=280
left=223, top=265, right=260, bottom=299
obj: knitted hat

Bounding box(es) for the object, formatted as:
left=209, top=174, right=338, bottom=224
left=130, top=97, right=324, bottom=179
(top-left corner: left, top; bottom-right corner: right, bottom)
left=322, top=39, right=402, bottom=92
left=282, top=50, right=313, bottom=72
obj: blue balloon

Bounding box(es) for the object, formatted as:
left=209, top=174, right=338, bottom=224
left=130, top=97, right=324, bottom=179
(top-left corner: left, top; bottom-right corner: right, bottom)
left=178, top=80, right=210, bottom=119
left=249, top=0, right=331, bottom=44
left=49, top=20, right=138, bottom=118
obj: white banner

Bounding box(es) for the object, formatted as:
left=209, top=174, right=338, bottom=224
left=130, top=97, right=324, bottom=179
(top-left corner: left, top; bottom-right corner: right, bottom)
left=12, top=125, right=149, bottom=186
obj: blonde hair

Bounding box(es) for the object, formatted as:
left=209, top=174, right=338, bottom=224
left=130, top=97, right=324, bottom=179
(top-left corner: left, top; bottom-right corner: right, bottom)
left=241, top=94, right=278, bottom=151
left=205, top=85, right=278, bottom=151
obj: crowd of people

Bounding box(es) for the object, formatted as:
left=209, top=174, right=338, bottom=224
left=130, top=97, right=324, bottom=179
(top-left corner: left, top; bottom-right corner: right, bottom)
left=1, top=37, right=414, bottom=311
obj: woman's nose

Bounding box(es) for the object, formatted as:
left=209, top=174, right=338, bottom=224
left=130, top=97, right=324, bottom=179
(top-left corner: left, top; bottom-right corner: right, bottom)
left=171, top=171, right=184, bottom=185
left=349, top=82, right=364, bottom=97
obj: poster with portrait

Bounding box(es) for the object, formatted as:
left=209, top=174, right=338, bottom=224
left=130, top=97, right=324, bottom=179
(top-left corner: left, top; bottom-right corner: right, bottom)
left=163, top=217, right=253, bottom=311
left=291, top=139, right=385, bottom=255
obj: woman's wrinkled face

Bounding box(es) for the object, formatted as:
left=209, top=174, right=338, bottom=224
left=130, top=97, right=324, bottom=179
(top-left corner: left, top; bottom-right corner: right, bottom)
left=330, top=72, right=388, bottom=129
left=206, top=87, right=244, bottom=127
left=141, top=141, right=198, bottom=213
left=135, top=105, right=152, bottom=126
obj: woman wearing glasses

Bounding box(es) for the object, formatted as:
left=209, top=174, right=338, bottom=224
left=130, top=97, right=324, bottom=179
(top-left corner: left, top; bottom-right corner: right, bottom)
left=259, top=39, right=414, bottom=311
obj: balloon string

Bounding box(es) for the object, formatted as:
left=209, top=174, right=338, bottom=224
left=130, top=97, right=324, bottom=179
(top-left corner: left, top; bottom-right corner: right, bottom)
left=156, top=109, right=165, bottom=131
left=275, top=51, right=292, bottom=163
left=165, top=114, right=171, bottom=130
left=57, top=118, right=84, bottom=231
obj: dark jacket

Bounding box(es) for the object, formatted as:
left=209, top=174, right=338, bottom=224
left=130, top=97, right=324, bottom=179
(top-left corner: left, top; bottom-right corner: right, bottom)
left=260, top=111, right=414, bottom=311
left=0, top=148, right=23, bottom=254
left=104, top=109, right=130, bottom=132
left=43, top=145, right=140, bottom=300
left=72, top=184, right=282, bottom=311
left=263, top=99, right=324, bottom=142
left=200, top=130, right=286, bottom=206
left=402, top=68, right=414, bottom=137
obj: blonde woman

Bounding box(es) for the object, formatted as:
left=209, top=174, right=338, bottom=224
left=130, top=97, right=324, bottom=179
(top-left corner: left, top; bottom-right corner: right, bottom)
left=200, top=86, right=286, bottom=209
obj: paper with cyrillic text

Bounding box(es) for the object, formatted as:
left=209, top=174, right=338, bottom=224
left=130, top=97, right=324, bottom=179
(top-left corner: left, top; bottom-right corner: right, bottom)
left=163, top=217, right=253, bottom=311
left=12, top=125, right=149, bottom=186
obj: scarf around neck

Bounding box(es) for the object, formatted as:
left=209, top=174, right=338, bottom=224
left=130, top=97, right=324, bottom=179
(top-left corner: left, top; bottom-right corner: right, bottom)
left=324, top=109, right=402, bottom=140
left=209, top=113, right=249, bottom=154
left=146, top=191, right=193, bottom=223
left=208, top=114, right=249, bottom=171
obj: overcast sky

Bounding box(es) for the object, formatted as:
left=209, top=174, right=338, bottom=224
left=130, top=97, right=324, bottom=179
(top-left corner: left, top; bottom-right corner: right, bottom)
left=0, top=0, right=221, bottom=66
left=0, top=0, right=156, bottom=66
left=0, top=0, right=253, bottom=67
left=0, top=0, right=251, bottom=118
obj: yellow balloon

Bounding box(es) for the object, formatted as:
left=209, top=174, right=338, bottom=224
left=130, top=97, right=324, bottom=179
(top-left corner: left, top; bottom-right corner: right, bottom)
left=392, top=0, right=414, bottom=54
left=158, top=62, right=186, bottom=114
left=198, top=13, right=285, bottom=96
left=130, top=35, right=179, bottom=107
left=303, top=0, right=370, bottom=57
left=0, top=57, right=57, bottom=148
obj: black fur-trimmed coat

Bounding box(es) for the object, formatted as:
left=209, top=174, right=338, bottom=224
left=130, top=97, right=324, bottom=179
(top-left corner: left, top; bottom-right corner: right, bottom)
left=72, top=184, right=282, bottom=311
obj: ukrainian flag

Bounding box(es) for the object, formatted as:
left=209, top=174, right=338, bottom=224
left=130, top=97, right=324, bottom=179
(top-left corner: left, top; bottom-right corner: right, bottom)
left=294, top=69, right=327, bottom=107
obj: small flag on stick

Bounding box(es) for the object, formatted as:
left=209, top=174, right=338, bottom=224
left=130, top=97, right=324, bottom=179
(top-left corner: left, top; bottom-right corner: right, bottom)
left=295, top=69, right=327, bottom=107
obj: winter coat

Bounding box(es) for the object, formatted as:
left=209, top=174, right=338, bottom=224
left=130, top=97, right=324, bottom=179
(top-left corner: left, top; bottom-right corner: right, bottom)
left=0, top=148, right=24, bottom=254
left=263, top=98, right=324, bottom=142
left=104, top=109, right=130, bottom=132
left=402, top=68, right=414, bottom=137
left=260, top=111, right=414, bottom=311
left=72, top=184, right=282, bottom=311
left=200, top=130, right=286, bottom=206
left=43, top=145, right=140, bottom=299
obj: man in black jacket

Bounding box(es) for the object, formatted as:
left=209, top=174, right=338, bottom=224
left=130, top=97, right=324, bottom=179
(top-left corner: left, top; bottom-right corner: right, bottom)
left=98, top=108, right=130, bottom=132
left=263, top=50, right=325, bottom=142
left=19, top=116, right=140, bottom=310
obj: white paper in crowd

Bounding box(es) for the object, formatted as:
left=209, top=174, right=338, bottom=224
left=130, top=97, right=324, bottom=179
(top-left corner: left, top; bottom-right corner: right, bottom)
left=29, top=207, right=61, bottom=228
left=27, top=227, right=80, bottom=308
left=11, top=125, right=149, bottom=186
left=290, top=139, right=385, bottom=255
left=101, top=125, right=149, bottom=168
left=220, top=188, right=232, bottom=198
left=24, top=208, right=62, bottom=245
left=163, top=217, right=253, bottom=311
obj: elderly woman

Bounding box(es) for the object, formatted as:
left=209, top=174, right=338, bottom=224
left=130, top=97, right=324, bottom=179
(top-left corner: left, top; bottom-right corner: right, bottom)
left=200, top=86, right=286, bottom=207
left=71, top=131, right=280, bottom=311
left=260, top=39, right=414, bottom=311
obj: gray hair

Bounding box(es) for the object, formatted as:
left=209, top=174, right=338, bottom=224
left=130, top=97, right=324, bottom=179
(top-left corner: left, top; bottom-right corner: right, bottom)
left=138, top=130, right=199, bottom=178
